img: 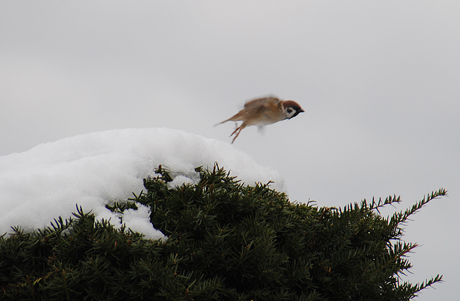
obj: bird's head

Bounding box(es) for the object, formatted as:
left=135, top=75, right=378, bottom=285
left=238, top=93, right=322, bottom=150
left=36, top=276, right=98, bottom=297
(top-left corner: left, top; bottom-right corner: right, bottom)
left=282, top=100, right=304, bottom=119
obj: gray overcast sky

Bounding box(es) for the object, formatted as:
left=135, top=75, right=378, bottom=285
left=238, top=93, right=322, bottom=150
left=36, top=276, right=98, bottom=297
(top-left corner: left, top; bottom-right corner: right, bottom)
left=1, top=1, right=459, bottom=299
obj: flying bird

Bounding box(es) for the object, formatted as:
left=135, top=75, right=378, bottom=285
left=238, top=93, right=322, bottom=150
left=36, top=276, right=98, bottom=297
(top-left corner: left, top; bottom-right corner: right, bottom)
left=215, top=96, right=304, bottom=144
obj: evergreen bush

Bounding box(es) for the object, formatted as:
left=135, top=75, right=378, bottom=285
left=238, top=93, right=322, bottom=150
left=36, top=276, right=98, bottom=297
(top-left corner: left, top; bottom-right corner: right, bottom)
left=0, top=164, right=445, bottom=300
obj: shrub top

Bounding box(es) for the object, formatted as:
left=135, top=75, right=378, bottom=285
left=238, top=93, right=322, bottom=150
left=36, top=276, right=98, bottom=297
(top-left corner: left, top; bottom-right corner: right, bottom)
left=0, top=164, right=445, bottom=300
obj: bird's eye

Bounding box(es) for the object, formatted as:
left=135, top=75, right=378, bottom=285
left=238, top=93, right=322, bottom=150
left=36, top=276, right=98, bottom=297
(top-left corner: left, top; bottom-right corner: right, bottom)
left=287, top=108, right=293, bottom=114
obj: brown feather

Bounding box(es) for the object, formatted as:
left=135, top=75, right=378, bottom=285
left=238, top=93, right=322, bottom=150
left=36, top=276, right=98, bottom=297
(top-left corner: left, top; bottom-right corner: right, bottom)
left=216, top=96, right=303, bottom=144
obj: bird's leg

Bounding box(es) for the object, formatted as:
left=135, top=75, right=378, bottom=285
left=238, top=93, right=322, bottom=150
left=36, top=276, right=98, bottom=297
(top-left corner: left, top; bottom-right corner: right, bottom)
left=230, top=123, right=245, bottom=144
left=231, top=128, right=242, bottom=144
left=229, top=122, right=240, bottom=137
left=230, top=126, right=241, bottom=138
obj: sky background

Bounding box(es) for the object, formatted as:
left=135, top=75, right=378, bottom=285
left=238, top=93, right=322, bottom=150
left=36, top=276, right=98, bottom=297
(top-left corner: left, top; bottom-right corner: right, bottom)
left=1, top=1, right=459, bottom=299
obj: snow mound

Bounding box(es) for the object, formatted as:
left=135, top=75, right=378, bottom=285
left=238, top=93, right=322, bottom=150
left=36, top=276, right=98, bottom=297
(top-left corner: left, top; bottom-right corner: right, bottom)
left=0, top=128, right=285, bottom=239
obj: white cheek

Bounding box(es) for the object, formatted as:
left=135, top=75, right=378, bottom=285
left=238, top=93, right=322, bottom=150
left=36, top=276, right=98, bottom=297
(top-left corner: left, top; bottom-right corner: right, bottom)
left=286, top=111, right=295, bottom=119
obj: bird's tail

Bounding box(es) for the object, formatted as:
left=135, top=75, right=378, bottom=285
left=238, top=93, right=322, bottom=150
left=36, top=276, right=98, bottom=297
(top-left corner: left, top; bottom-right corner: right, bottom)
left=213, top=118, right=231, bottom=127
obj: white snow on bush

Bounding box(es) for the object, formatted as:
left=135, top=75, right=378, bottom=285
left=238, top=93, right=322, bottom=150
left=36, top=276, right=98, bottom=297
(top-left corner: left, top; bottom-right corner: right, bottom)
left=0, top=128, right=285, bottom=239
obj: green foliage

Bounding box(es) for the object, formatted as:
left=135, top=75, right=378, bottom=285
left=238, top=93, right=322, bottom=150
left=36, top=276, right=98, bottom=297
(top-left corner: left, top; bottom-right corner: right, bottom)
left=0, top=164, right=445, bottom=300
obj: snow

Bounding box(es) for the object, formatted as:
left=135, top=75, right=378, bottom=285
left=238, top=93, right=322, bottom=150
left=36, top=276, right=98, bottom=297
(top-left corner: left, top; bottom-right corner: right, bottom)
left=0, top=128, right=286, bottom=239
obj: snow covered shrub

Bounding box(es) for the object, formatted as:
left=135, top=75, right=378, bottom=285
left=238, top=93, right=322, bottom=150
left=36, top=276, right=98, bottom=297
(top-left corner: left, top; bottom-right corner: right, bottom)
left=136, top=164, right=444, bottom=300
left=0, top=164, right=444, bottom=300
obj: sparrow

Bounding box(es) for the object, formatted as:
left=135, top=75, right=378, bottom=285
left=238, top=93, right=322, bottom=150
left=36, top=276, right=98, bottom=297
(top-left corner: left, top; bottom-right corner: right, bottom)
left=215, top=96, right=304, bottom=144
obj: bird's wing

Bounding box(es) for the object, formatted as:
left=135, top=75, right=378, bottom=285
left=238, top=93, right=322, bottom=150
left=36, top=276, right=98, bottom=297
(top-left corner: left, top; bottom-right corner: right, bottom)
left=243, top=96, right=280, bottom=110
left=243, top=97, right=282, bottom=121
left=216, top=96, right=281, bottom=125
